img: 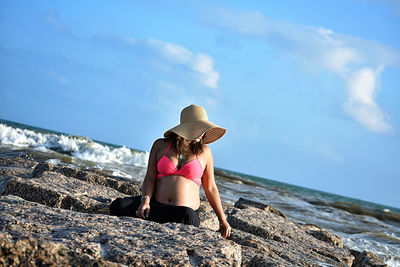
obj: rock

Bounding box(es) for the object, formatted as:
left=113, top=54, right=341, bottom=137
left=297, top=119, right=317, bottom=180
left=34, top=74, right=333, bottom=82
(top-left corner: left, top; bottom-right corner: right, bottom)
left=32, top=162, right=141, bottom=196
left=0, top=156, right=37, bottom=169
left=300, top=223, right=343, bottom=248
left=198, top=196, right=234, bottom=232
left=234, top=197, right=286, bottom=218
left=3, top=172, right=129, bottom=214
left=0, top=156, right=37, bottom=179
left=235, top=198, right=344, bottom=247
left=31, top=161, right=51, bottom=177
left=247, top=254, right=291, bottom=267
left=0, top=167, right=32, bottom=180
left=0, top=195, right=242, bottom=266
left=0, top=233, right=123, bottom=267
left=229, top=228, right=284, bottom=266
left=228, top=201, right=354, bottom=266
left=0, top=176, right=11, bottom=195
left=0, top=156, right=388, bottom=266
left=1, top=160, right=142, bottom=214
left=198, top=198, right=220, bottom=231
left=350, top=250, right=388, bottom=267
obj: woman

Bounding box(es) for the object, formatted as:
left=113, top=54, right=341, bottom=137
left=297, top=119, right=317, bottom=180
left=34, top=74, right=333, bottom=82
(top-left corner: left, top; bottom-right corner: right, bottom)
left=110, top=104, right=231, bottom=238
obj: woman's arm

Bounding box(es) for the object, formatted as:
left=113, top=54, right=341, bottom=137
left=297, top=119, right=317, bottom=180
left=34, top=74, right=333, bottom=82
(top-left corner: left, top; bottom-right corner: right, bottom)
left=202, top=146, right=231, bottom=238
left=136, top=139, right=160, bottom=219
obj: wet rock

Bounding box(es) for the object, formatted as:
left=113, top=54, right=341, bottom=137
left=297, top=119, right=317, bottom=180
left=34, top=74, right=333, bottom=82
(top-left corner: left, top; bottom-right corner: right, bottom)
left=3, top=172, right=128, bottom=214
left=350, top=250, right=388, bottom=267
left=228, top=201, right=354, bottom=266
left=0, top=195, right=241, bottom=266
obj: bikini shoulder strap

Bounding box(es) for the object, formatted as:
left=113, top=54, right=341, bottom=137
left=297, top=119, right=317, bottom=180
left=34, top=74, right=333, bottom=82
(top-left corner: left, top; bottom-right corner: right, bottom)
left=164, top=143, right=172, bottom=156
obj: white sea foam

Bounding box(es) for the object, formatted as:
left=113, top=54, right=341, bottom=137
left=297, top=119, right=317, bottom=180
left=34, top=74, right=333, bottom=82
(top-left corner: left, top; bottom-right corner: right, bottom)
left=343, top=235, right=400, bottom=266
left=0, top=124, right=149, bottom=167
left=110, top=169, right=133, bottom=179
left=0, top=124, right=47, bottom=148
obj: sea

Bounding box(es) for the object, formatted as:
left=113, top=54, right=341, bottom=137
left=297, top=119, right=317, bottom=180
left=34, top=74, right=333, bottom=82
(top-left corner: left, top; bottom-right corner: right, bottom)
left=0, top=118, right=399, bottom=266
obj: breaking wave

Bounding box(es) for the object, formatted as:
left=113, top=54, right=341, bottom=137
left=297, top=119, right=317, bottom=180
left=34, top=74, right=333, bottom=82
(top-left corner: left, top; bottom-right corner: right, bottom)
left=0, top=123, right=149, bottom=167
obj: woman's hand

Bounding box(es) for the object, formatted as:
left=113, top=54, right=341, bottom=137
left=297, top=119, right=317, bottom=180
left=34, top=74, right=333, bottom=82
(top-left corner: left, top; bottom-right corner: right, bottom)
left=136, top=197, right=150, bottom=219
left=219, top=220, right=231, bottom=238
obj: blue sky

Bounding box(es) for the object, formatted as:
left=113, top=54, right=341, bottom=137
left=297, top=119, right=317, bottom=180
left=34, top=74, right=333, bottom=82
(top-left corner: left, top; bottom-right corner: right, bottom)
left=1, top=0, right=400, bottom=208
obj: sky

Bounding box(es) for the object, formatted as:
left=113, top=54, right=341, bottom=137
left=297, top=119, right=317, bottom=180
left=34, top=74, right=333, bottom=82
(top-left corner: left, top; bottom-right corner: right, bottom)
left=1, top=0, right=399, bottom=208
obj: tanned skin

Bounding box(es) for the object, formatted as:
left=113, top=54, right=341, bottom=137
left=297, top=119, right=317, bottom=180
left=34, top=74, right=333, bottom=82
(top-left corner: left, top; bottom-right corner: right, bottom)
left=136, top=137, right=231, bottom=238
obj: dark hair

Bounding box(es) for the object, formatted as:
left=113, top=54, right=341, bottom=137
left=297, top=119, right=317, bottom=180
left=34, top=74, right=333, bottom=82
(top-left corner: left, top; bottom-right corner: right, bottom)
left=165, top=132, right=205, bottom=155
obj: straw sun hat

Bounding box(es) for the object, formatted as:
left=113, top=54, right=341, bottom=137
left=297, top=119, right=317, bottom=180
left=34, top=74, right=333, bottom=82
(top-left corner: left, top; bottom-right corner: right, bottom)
left=164, top=104, right=226, bottom=144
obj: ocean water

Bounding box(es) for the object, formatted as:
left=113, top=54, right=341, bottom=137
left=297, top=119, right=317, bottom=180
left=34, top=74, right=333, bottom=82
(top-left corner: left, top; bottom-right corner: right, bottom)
left=1, top=119, right=399, bottom=266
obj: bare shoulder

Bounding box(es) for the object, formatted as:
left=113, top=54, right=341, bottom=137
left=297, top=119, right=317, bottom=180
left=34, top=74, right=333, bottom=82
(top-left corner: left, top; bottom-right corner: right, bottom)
left=151, top=138, right=169, bottom=153
left=203, top=144, right=211, bottom=152
left=153, top=138, right=167, bottom=146
left=202, top=144, right=213, bottom=159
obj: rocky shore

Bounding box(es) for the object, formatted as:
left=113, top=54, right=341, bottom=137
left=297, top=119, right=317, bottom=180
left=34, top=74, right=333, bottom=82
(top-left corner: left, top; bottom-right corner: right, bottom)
left=0, top=155, right=387, bottom=266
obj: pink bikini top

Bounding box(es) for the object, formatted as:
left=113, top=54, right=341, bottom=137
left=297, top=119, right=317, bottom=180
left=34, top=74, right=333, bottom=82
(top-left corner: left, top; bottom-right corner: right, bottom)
left=157, top=143, right=203, bottom=186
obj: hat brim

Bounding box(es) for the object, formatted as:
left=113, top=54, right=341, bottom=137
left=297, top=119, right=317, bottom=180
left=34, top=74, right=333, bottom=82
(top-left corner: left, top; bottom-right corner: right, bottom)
left=164, top=120, right=226, bottom=144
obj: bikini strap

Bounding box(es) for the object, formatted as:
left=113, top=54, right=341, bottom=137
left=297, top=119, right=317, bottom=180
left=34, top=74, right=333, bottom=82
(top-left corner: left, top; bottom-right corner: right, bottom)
left=164, top=143, right=172, bottom=156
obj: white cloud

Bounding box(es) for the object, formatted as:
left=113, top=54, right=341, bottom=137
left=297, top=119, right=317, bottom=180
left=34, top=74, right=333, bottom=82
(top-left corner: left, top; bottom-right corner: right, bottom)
left=346, top=67, right=380, bottom=105
left=206, top=7, right=399, bottom=134
left=89, top=35, right=220, bottom=89
left=209, top=9, right=272, bottom=36
left=87, top=34, right=221, bottom=109
left=324, top=47, right=358, bottom=75
left=147, top=38, right=220, bottom=88
left=147, top=39, right=192, bottom=64
left=344, top=66, right=393, bottom=133
left=192, top=54, right=220, bottom=88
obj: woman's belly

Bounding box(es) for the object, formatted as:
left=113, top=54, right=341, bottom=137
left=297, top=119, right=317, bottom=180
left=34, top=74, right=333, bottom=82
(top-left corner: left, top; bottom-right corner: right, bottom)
left=154, top=175, right=200, bottom=210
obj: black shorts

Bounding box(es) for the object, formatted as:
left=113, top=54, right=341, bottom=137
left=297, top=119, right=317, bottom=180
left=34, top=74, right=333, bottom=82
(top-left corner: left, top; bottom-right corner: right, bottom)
left=109, top=196, right=200, bottom=227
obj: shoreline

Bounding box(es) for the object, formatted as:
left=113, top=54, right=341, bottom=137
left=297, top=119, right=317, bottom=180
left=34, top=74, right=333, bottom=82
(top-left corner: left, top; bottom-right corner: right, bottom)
left=0, top=155, right=388, bottom=266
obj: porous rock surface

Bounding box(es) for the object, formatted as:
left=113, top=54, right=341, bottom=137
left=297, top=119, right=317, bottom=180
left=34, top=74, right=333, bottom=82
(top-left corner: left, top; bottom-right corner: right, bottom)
left=2, top=173, right=128, bottom=214
left=0, top=232, right=123, bottom=267
left=228, top=201, right=353, bottom=266
left=0, top=195, right=241, bottom=266
left=0, top=156, right=387, bottom=266
left=349, top=250, right=388, bottom=267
